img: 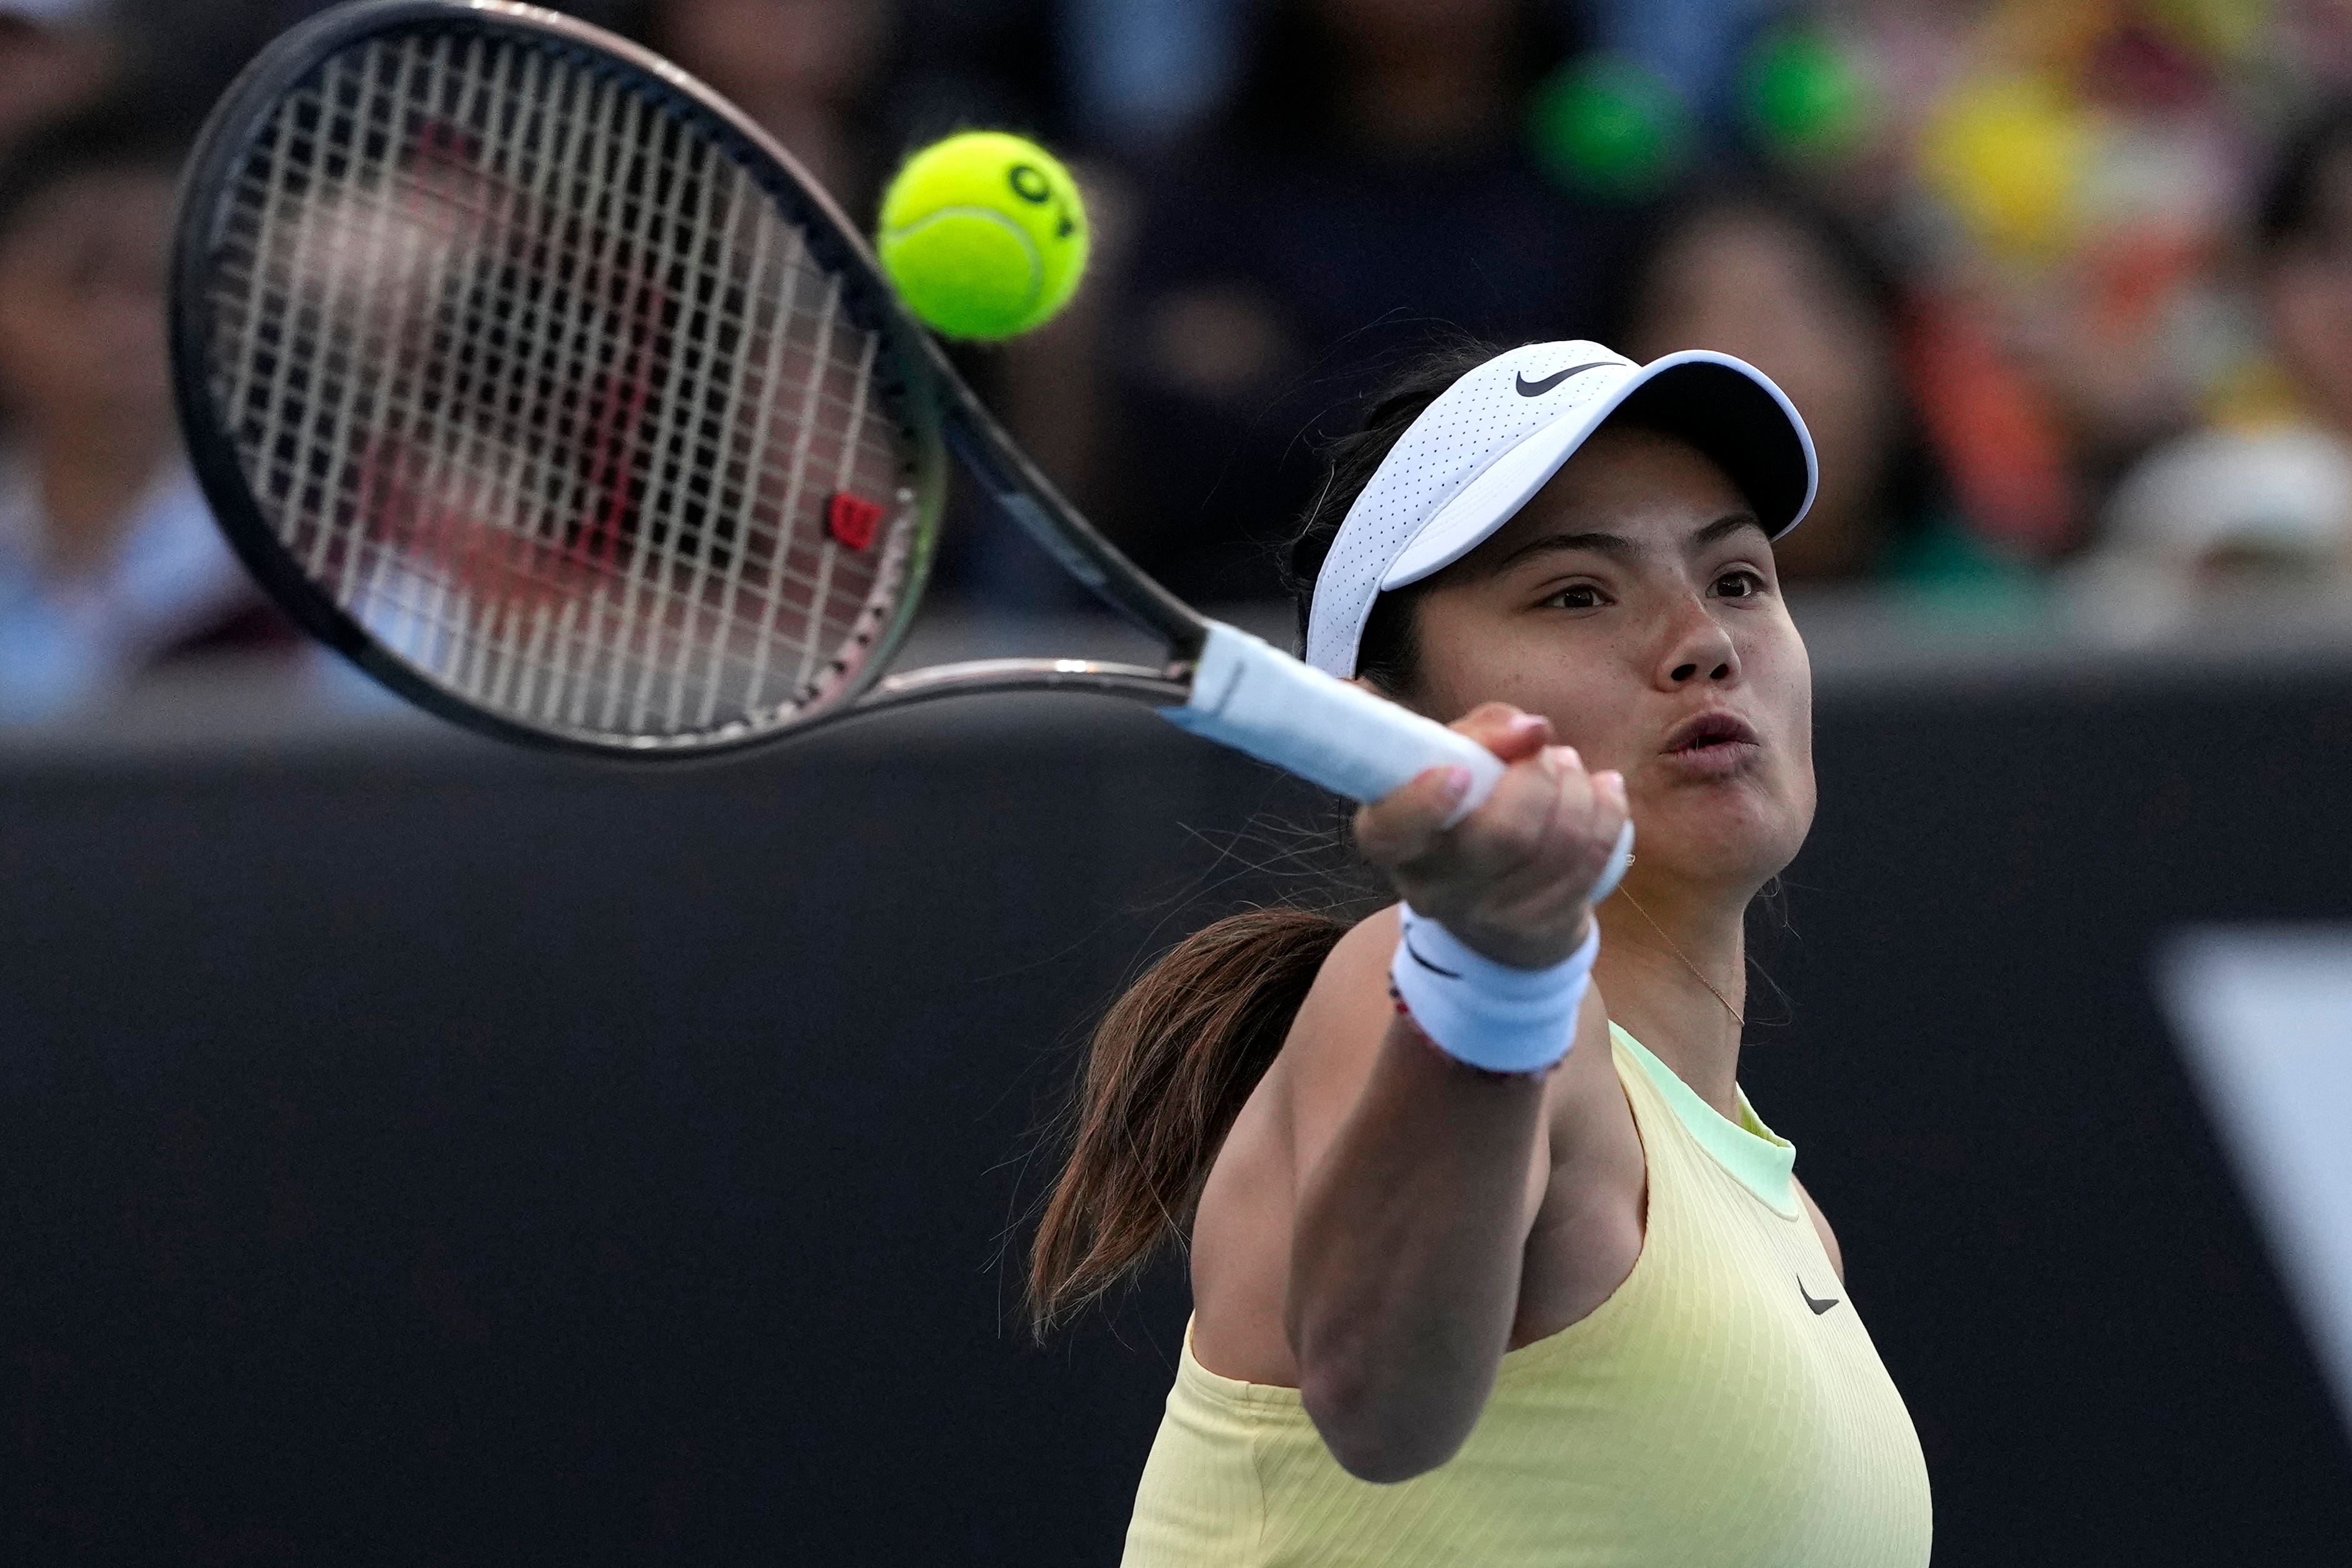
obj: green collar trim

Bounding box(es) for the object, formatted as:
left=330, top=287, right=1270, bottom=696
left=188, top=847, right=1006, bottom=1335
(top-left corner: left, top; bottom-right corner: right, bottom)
left=1611, top=1023, right=1799, bottom=1217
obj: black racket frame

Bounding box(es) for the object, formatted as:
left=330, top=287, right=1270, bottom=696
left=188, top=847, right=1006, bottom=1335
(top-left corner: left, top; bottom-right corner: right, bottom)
left=171, top=0, right=1203, bottom=761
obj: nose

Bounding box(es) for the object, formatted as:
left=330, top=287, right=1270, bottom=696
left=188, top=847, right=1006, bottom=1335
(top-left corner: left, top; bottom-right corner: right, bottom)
left=1654, top=594, right=1739, bottom=689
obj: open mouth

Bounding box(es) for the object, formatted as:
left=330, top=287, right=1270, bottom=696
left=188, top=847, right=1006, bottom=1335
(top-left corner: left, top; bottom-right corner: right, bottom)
left=1662, top=712, right=1761, bottom=756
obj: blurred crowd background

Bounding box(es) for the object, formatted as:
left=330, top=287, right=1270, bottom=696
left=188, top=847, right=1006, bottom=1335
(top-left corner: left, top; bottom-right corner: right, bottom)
left=10, top=0, right=2352, bottom=722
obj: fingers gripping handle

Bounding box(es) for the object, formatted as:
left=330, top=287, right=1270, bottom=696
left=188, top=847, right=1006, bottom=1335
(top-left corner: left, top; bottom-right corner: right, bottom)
left=1160, top=622, right=1635, bottom=900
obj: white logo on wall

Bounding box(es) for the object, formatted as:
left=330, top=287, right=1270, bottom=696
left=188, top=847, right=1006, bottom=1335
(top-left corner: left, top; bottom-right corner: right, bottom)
left=2159, top=927, right=2352, bottom=1429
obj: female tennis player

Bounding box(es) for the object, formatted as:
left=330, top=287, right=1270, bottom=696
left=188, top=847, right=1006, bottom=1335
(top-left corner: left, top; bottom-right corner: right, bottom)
left=1028, top=339, right=1931, bottom=1564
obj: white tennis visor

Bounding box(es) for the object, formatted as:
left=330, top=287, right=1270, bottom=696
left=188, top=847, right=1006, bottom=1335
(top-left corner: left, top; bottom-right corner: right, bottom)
left=1303, top=341, right=1818, bottom=677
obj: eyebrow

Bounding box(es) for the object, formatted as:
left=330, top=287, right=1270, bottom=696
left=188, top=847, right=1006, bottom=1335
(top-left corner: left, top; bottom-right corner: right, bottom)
left=1486, top=511, right=1766, bottom=574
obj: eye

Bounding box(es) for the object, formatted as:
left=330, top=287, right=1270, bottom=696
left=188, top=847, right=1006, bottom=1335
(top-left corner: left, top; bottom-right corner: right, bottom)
left=1542, top=582, right=1608, bottom=611
left=1713, top=568, right=1766, bottom=599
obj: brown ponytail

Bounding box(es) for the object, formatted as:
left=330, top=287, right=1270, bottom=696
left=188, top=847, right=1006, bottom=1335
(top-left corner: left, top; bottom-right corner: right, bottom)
left=1025, top=906, right=1346, bottom=1338
left=1024, top=339, right=1509, bottom=1341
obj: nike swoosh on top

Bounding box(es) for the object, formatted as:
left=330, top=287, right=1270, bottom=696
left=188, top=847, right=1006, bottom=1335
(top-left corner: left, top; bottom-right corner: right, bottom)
left=1515, top=361, right=1613, bottom=397
left=1798, top=1276, right=1841, bottom=1315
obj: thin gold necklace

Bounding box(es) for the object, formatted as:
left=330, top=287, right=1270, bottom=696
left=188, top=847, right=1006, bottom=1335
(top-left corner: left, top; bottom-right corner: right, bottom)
left=1613, top=883, right=1745, bottom=1031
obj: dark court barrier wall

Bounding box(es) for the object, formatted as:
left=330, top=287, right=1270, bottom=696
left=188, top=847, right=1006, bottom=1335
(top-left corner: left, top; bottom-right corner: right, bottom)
left=3, top=646, right=2351, bottom=1564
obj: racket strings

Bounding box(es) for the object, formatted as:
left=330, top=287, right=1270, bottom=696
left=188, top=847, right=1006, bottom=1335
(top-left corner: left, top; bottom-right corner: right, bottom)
left=206, top=25, right=918, bottom=741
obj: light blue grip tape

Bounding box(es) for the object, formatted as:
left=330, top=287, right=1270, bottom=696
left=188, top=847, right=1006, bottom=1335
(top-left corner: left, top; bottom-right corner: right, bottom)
left=1160, top=621, right=1504, bottom=817
left=1160, top=622, right=1639, bottom=899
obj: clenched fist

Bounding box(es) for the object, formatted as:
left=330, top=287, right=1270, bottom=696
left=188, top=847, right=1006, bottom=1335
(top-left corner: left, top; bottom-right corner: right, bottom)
left=1355, top=703, right=1628, bottom=971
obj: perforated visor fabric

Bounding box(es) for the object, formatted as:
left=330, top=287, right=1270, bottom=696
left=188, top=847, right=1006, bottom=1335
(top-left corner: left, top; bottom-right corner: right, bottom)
left=194, top=24, right=928, bottom=748
left=1303, top=343, right=1815, bottom=676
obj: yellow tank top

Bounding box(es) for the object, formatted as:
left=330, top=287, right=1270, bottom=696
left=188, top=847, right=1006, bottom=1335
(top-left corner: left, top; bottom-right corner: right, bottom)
left=1121, top=1025, right=1931, bottom=1566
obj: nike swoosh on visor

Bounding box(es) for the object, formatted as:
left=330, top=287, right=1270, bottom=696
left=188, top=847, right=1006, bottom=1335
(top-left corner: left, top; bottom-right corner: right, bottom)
left=1515, top=361, right=1613, bottom=397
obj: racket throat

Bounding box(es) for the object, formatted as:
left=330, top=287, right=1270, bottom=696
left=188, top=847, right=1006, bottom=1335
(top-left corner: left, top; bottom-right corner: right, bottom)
left=933, top=385, right=1205, bottom=654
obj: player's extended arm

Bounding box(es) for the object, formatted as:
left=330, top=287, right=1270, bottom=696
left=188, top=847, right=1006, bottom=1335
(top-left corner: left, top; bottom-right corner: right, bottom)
left=1287, top=979, right=1613, bottom=1481
left=1285, top=705, right=1626, bottom=1483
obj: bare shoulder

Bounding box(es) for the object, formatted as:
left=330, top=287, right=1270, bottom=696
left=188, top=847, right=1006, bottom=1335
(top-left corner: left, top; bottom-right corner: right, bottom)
left=1793, top=1175, right=1844, bottom=1282
left=1273, top=904, right=1409, bottom=1132
left=1186, top=911, right=1404, bottom=1382
left=1192, top=904, right=1641, bottom=1378
left=1278, top=907, right=1631, bottom=1222
left=1277, top=906, right=1621, bottom=1148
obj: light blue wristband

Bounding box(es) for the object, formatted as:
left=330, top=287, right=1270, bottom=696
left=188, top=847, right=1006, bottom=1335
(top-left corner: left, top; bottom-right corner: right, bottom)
left=1390, top=906, right=1598, bottom=1074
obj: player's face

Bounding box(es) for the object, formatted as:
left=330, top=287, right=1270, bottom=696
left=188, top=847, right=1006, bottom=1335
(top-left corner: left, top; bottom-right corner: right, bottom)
left=1396, top=423, right=1816, bottom=899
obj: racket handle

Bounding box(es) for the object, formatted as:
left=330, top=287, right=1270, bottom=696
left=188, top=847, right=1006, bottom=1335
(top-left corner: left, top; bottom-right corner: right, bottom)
left=1160, top=622, right=1635, bottom=900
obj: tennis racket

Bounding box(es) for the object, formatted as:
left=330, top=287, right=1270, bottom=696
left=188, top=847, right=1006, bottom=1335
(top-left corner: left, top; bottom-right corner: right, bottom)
left=169, top=0, right=1633, bottom=891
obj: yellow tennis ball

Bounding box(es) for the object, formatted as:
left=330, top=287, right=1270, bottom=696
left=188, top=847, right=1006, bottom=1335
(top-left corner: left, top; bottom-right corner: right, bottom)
left=876, top=131, right=1089, bottom=341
